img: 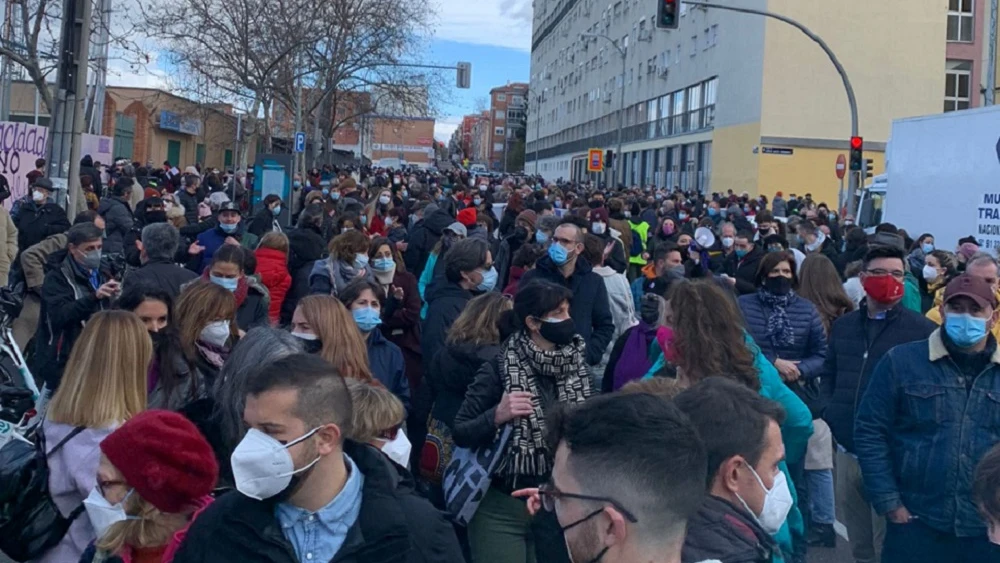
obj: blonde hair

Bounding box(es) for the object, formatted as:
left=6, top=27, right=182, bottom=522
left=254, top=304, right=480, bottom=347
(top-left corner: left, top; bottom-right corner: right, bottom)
left=619, top=377, right=687, bottom=400
left=446, top=292, right=512, bottom=346
left=258, top=232, right=289, bottom=254
left=296, top=295, right=373, bottom=382
left=175, top=281, right=238, bottom=362
left=96, top=488, right=189, bottom=554
left=47, top=311, right=150, bottom=428
left=346, top=379, right=405, bottom=443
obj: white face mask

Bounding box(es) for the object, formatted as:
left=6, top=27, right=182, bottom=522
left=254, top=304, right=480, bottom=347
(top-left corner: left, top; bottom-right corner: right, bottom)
left=290, top=331, right=318, bottom=341
left=83, top=487, right=139, bottom=540
left=990, top=521, right=1000, bottom=545
left=231, top=427, right=321, bottom=500
left=922, top=264, right=939, bottom=282
left=379, top=430, right=412, bottom=468
left=591, top=222, right=606, bottom=235
left=379, top=195, right=390, bottom=205
left=32, top=190, right=46, bottom=203
left=736, top=463, right=793, bottom=534
left=805, top=231, right=826, bottom=252
left=200, top=320, right=231, bottom=347
left=722, top=236, right=735, bottom=249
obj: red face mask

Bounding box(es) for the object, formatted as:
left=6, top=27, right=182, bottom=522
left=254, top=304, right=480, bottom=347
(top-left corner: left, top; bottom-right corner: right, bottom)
left=657, top=326, right=678, bottom=364
left=861, top=274, right=904, bottom=304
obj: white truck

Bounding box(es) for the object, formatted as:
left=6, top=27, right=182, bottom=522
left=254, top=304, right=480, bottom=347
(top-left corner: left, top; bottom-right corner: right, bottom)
left=856, top=105, right=1000, bottom=251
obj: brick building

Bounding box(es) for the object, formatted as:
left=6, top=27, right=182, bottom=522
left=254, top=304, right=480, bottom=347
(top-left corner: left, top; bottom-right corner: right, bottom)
left=487, top=83, right=528, bottom=171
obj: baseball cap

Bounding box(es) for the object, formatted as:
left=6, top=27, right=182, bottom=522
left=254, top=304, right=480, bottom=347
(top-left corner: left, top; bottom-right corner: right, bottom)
left=32, top=177, right=54, bottom=190
left=218, top=202, right=240, bottom=214
left=943, top=274, right=998, bottom=309
left=444, top=222, right=467, bottom=238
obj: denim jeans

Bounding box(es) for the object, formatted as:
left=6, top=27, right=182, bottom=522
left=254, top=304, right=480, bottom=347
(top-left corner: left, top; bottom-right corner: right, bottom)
left=882, top=520, right=1000, bottom=563
left=806, top=469, right=835, bottom=525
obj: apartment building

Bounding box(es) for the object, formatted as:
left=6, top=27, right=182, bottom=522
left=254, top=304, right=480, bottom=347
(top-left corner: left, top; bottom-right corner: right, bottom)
left=526, top=0, right=945, bottom=205
left=488, top=83, right=529, bottom=170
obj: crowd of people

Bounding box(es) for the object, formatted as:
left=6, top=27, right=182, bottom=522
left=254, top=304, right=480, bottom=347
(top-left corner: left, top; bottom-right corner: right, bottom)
left=2, top=156, right=1000, bottom=563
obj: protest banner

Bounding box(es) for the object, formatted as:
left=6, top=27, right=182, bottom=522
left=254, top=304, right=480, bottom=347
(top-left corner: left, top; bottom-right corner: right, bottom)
left=0, top=122, right=48, bottom=206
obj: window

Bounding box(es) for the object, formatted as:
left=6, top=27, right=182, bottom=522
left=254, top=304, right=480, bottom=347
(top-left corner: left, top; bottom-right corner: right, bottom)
left=672, top=89, right=686, bottom=132
left=687, top=83, right=702, bottom=131
left=704, top=28, right=711, bottom=50
left=709, top=25, right=718, bottom=47
left=690, top=35, right=698, bottom=57
left=948, top=0, right=974, bottom=42
left=495, top=110, right=506, bottom=119
left=945, top=60, right=973, bottom=111
left=497, top=93, right=507, bottom=102
left=703, top=77, right=718, bottom=126
left=494, top=142, right=504, bottom=152
left=495, top=127, right=505, bottom=136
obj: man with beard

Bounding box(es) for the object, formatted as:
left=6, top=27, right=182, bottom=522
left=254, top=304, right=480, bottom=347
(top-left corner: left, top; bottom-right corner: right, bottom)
left=172, top=354, right=462, bottom=563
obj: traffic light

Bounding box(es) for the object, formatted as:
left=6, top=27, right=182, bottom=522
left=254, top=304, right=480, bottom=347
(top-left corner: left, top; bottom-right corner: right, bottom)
left=849, top=136, right=863, bottom=171
left=605, top=149, right=615, bottom=168
left=456, top=62, right=471, bottom=89
left=865, top=158, right=874, bottom=179
left=656, top=0, right=679, bottom=30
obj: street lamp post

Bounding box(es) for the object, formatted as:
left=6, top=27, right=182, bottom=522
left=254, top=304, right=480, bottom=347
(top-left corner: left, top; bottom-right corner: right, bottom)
left=532, top=91, right=546, bottom=176
left=581, top=33, right=626, bottom=188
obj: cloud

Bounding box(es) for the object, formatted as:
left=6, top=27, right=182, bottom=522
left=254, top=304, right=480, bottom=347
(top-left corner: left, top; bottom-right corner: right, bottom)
left=431, top=0, right=532, bottom=51
left=434, top=116, right=463, bottom=142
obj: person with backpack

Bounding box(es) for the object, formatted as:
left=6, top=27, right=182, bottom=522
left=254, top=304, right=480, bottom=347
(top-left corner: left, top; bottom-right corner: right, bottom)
left=34, top=311, right=150, bottom=563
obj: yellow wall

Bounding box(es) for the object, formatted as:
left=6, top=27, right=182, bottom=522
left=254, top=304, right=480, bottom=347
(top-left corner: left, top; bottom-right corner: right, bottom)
left=711, top=122, right=762, bottom=195
left=760, top=0, right=945, bottom=142
left=756, top=147, right=885, bottom=209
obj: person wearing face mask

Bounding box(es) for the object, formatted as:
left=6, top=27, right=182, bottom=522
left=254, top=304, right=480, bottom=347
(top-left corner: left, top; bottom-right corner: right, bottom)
left=338, top=279, right=411, bottom=412
left=677, top=378, right=789, bottom=563
left=717, top=221, right=737, bottom=263
left=796, top=221, right=838, bottom=264
left=76, top=409, right=218, bottom=563
left=345, top=378, right=411, bottom=469
left=174, top=281, right=239, bottom=388
left=172, top=354, right=463, bottom=563
left=191, top=202, right=258, bottom=274
left=855, top=274, right=1000, bottom=563
left=726, top=231, right=766, bottom=296
left=906, top=232, right=935, bottom=275
left=34, top=222, right=119, bottom=391
left=366, top=237, right=422, bottom=389
left=494, top=209, right=538, bottom=292
left=199, top=245, right=269, bottom=330
left=583, top=234, right=637, bottom=389
left=309, top=229, right=376, bottom=298
left=365, top=190, right=394, bottom=236
left=289, top=295, right=375, bottom=383
left=125, top=222, right=198, bottom=299
left=248, top=194, right=284, bottom=237
left=587, top=207, right=628, bottom=275
left=455, top=281, right=591, bottom=563
left=35, top=311, right=151, bottom=563
left=919, top=249, right=959, bottom=313
left=97, top=178, right=135, bottom=256
left=16, top=177, right=71, bottom=255
left=818, top=245, right=936, bottom=563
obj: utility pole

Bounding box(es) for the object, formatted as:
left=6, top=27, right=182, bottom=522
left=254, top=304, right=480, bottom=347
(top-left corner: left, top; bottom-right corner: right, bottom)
left=581, top=33, right=626, bottom=188
left=682, top=1, right=859, bottom=214
left=988, top=0, right=998, bottom=106
left=532, top=92, right=545, bottom=175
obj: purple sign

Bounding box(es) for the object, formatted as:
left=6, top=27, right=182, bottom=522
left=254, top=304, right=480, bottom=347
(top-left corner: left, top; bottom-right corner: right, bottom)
left=0, top=122, right=48, bottom=206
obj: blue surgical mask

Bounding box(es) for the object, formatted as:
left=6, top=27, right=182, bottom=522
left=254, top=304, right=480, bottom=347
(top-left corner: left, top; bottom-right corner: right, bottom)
left=945, top=313, right=990, bottom=347
left=355, top=253, right=370, bottom=269
left=360, top=215, right=368, bottom=225
left=554, top=200, right=562, bottom=209
left=210, top=275, right=239, bottom=292
left=708, top=208, right=718, bottom=217
left=331, top=192, right=340, bottom=200
left=372, top=257, right=395, bottom=271
left=548, top=242, right=570, bottom=266
left=922, top=243, right=934, bottom=254
left=293, top=180, right=302, bottom=188
left=736, top=248, right=749, bottom=259
left=271, top=205, right=281, bottom=216
left=474, top=198, right=482, bottom=206
left=536, top=231, right=549, bottom=245
left=219, top=222, right=238, bottom=234
left=477, top=266, right=498, bottom=292
left=678, top=212, right=688, bottom=220
left=322, top=188, right=330, bottom=196
left=352, top=306, right=382, bottom=332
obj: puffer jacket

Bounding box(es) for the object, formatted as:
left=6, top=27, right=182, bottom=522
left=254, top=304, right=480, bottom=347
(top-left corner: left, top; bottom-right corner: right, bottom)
left=97, top=196, right=134, bottom=255
left=681, top=496, right=776, bottom=563
left=426, top=341, right=500, bottom=429
left=253, top=247, right=291, bottom=325
left=592, top=265, right=636, bottom=387
left=738, top=291, right=828, bottom=380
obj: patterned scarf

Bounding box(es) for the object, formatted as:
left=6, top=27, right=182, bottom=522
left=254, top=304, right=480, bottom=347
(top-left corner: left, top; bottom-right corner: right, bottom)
left=758, top=289, right=794, bottom=348
left=496, top=330, right=591, bottom=479
left=326, top=258, right=360, bottom=297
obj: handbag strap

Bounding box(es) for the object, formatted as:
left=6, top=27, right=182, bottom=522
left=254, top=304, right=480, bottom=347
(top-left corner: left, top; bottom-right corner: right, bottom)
left=46, top=426, right=86, bottom=458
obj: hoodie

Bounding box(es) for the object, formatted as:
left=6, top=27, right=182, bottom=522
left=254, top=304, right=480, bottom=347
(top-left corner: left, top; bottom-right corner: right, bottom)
left=403, top=209, right=454, bottom=275
left=592, top=265, right=637, bottom=388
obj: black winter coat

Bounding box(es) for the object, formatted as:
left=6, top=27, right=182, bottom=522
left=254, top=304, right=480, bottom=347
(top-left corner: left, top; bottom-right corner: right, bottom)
left=519, top=256, right=615, bottom=366
left=178, top=189, right=202, bottom=227
left=248, top=207, right=281, bottom=238
left=281, top=227, right=328, bottom=325
left=16, top=201, right=70, bottom=253
left=235, top=284, right=269, bottom=331
left=421, top=281, right=473, bottom=375
left=124, top=259, right=198, bottom=299
left=171, top=442, right=464, bottom=563
left=97, top=196, right=134, bottom=255
left=724, top=246, right=765, bottom=296
left=427, top=342, right=500, bottom=428
left=403, top=210, right=453, bottom=276
left=819, top=302, right=936, bottom=453
left=681, top=496, right=776, bottom=563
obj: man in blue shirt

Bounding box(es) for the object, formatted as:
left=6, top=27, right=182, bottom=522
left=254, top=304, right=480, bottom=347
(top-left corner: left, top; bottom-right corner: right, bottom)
left=173, top=354, right=462, bottom=563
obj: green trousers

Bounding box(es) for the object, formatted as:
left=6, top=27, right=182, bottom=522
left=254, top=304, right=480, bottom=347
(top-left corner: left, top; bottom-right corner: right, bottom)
left=468, top=487, right=537, bottom=563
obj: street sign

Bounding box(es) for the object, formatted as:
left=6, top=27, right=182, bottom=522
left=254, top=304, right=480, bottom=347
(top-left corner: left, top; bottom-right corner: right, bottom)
left=294, top=132, right=306, bottom=153
left=835, top=154, right=847, bottom=179
left=588, top=148, right=603, bottom=172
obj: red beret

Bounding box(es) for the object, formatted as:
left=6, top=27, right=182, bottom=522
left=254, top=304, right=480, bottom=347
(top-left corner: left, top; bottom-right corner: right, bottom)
left=457, top=207, right=478, bottom=227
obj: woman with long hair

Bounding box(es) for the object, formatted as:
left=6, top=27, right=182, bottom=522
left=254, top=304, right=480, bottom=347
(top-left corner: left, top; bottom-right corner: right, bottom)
left=664, top=279, right=813, bottom=560
left=290, top=294, right=373, bottom=383
left=365, top=187, right=394, bottom=237
left=202, top=244, right=270, bottom=330
left=798, top=254, right=855, bottom=334
left=907, top=231, right=935, bottom=273
left=309, top=229, right=375, bottom=297
left=38, top=311, right=151, bottom=563
left=368, top=236, right=422, bottom=391
left=174, top=281, right=239, bottom=388
left=920, top=249, right=960, bottom=313
left=455, top=280, right=590, bottom=563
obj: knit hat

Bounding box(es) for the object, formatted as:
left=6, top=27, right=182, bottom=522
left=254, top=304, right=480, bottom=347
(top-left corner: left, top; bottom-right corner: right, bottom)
left=457, top=207, right=478, bottom=228
left=100, top=410, right=218, bottom=513
left=516, top=210, right=538, bottom=229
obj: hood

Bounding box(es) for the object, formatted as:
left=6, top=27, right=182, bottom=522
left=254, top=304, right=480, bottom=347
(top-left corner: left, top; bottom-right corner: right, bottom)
left=97, top=196, right=125, bottom=214
left=425, top=279, right=472, bottom=305
left=81, top=154, right=94, bottom=168
left=424, top=208, right=455, bottom=236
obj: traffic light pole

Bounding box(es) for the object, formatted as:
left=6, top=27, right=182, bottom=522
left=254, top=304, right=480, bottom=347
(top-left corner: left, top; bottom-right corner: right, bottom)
left=682, top=1, right=860, bottom=215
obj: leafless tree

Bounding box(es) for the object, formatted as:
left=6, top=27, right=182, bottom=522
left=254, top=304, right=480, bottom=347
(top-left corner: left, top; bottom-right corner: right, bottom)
left=1, top=0, right=62, bottom=112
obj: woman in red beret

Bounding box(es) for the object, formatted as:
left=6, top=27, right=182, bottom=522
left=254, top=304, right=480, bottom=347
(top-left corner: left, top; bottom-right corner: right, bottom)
left=79, top=410, right=219, bottom=563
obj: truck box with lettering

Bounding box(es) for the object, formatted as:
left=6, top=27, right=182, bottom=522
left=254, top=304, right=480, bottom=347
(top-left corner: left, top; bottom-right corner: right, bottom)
left=881, top=106, right=1000, bottom=252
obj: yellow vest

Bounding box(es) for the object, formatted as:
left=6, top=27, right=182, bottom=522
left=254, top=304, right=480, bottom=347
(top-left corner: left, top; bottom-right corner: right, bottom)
left=628, top=220, right=649, bottom=265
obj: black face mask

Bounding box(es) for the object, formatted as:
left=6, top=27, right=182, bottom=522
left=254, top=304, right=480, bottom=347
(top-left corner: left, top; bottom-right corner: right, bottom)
left=764, top=275, right=793, bottom=296
left=588, top=200, right=603, bottom=209
left=295, top=336, right=323, bottom=354
left=538, top=318, right=577, bottom=346
left=148, top=330, right=167, bottom=347
left=145, top=211, right=167, bottom=224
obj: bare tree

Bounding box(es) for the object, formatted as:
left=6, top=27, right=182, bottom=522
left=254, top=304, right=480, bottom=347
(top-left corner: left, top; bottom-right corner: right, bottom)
left=1, top=0, right=62, bottom=112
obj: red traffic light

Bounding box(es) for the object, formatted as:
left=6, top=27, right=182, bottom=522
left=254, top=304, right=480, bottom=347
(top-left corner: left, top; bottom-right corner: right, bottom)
left=850, top=136, right=863, bottom=150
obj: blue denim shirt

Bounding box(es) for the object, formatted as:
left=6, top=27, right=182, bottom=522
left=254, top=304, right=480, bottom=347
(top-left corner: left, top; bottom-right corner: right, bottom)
left=275, top=455, right=364, bottom=562
left=855, top=329, right=1000, bottom=536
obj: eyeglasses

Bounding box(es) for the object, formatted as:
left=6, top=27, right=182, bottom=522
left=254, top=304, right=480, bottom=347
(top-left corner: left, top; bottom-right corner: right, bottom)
left=538, top=482, right=638, bottom=530
left=865, top=269, right=906, bottom=280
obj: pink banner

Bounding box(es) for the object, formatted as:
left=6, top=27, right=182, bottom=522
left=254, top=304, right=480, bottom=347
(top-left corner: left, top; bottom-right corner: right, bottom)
left=0, top=121, right=48, bottom=206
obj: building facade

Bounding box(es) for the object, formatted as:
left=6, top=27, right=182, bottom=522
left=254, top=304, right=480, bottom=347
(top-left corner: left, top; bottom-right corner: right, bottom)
left=526, top=0, right=946, bottom=205
left=488, top=83, right=529, bottom=171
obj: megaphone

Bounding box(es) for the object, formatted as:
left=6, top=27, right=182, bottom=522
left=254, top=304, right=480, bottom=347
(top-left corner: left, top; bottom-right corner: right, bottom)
left=694, top=227, right=716, bottom=249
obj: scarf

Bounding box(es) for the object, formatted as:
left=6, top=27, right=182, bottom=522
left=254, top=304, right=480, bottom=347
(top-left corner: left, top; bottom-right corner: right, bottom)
left=758, top=290, right=794, bottom=348
left=613, top=322, right=657, bottom=390
left=196, top=340, right=229, bottom=368
left=326, top=257, right=361, bottom=297
left=373, top=263, right=396, bottom=287
left=200, top=270, right=249, bottom=307
left=496, top=331, right=591, bottom=479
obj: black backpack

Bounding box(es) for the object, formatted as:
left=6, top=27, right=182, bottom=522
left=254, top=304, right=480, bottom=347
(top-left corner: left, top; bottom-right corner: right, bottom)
left=0, top=426, right=85, bottom=562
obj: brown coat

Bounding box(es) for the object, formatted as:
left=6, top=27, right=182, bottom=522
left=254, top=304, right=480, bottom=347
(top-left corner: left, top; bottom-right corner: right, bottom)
left=0, top=206, right=18, bottom=286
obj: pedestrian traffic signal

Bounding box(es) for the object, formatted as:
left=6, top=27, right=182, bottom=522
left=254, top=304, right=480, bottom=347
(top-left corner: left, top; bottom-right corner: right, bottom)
left=849, top=136, right=863, bottom=172
left=605, top=149, right=615, bottom=168
left=656, top=0, right=679, bottom=30
left=865, top=158, right=874, bottom=179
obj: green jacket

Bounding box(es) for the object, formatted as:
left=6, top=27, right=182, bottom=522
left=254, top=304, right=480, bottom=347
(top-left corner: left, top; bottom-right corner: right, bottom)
left=628, top=220, right=649, bottom=266
left=902, top=271, right=921, bottom=313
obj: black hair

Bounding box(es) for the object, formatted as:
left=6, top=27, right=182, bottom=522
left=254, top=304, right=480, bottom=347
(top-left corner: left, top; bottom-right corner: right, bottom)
left=262, top=194, right=281, bottom=207
left=73, top=210, right=100, bottom=225
left=862, top=245, right=905, bottom=269
left=545, top=392, right=707, bottom=540
left=297, top=203, right=325, bottom=231
left=444, top=238, right=489, bottom=284
left=762, top=233, right=788, bottom=250
left=754, top=250, right=798, bottom=288
left=653, top=241, right=680, bottom=263
left=211, top=244, right=247, bottom=270
left=874, top=223, right=898, bottom=234
left=510, top=280, right=572, bottom=330
left=532, top=200, right=553, bottom=214
left=116, top=283, right=174, bottom=314
left=512, top=243, right=545, bottom=269
left=66, top=222, right=103, bottom=246
left=674, top=377, right=786, bottom=488
left=247, top=353, right=353, bottom=433
left=735, top=229, right=754, bottom=242
left=338, top=278, right=386, bottom=308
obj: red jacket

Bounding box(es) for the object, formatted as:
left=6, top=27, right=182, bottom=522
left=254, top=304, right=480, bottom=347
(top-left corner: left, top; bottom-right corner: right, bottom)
left=254, top=247, right=292, bottom=325
left=369, top=213, right=388, bottom=237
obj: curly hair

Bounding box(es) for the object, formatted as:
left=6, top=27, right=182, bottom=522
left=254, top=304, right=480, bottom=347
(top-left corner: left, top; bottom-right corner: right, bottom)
left=667, top=280, right=760, bottom=391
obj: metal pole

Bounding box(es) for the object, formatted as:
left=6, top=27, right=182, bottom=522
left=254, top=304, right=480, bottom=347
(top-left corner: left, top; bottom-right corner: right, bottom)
left=988, top=0, right=998, bottom=106
left=616, top=50, right=625, bottom=188
left=534, top=94, right=541, bottom=175
left=682, top=0, right=859, bottom=214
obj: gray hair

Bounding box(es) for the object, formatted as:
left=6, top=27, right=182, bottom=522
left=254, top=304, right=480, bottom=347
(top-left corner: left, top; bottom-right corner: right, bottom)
left=445, top=238, right=489, bottom=284
left=213, top=327, right=303, bottom=452
left=967, top=252, right=999, bottom=271
left=141, top=222, right=180, bottom=262
left=537, top=215, right=560, bottom=234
